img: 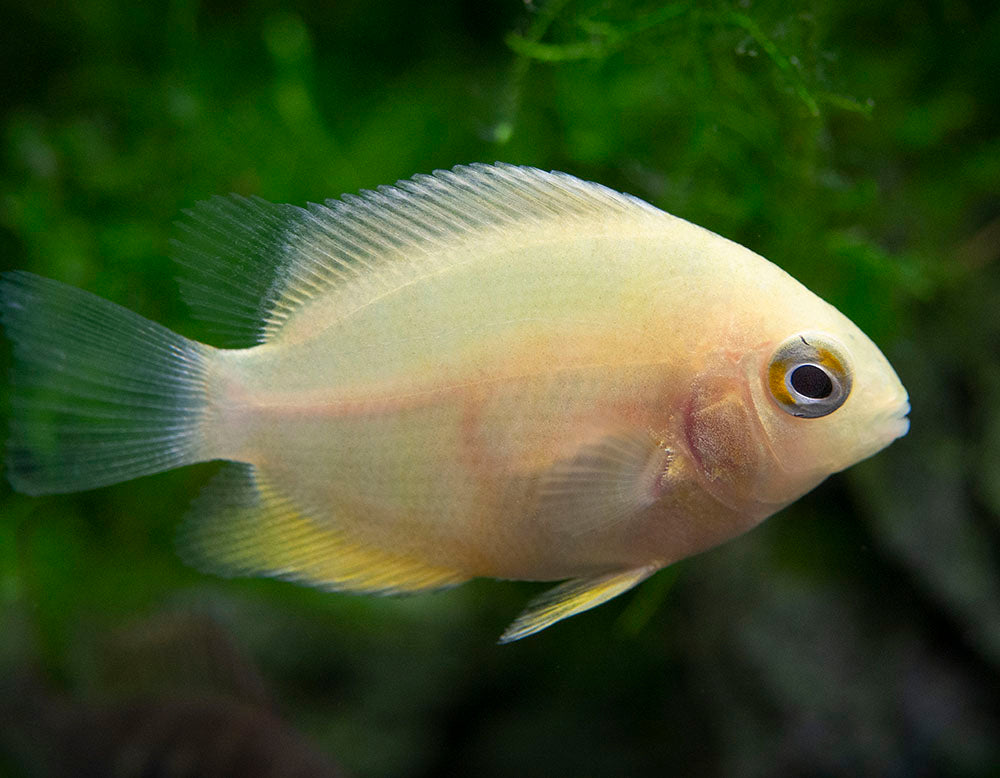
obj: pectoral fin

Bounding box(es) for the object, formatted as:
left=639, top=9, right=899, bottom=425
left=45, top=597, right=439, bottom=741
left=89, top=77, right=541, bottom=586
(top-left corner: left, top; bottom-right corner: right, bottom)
left=498, top=565, right=660, bottom=644
left=537, top=430, right=673, bottom=537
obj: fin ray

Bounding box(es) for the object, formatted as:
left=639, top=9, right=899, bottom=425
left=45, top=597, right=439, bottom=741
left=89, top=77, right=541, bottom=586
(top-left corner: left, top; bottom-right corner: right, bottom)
left=498, top=566, right=660, bottom=643
left=538, top=430, right=673, bottom=537
left=1, top=271, right=212, bottom=495
left=171, top=164, right=665, bottom=347
left=171, top=195, right=307, bottom=346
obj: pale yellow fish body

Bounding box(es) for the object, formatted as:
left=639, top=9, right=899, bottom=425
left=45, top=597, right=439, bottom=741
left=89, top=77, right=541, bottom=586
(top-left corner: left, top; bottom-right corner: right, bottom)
left=0, top=164, right=910, bottom=641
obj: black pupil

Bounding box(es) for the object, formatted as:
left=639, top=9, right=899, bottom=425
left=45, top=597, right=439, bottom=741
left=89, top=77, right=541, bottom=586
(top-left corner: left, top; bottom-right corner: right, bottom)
left=790, top=364, right=834, bottom=399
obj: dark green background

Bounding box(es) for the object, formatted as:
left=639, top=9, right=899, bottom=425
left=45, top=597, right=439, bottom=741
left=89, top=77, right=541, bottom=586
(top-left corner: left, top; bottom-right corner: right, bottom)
left=2, top=0, right=998, bottom=775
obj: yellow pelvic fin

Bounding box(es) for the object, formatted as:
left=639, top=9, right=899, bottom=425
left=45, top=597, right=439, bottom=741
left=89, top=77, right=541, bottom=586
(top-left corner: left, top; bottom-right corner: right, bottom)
left=177, top=463, right=467, bottom=595
left=498, top=565, right=661, bottom=644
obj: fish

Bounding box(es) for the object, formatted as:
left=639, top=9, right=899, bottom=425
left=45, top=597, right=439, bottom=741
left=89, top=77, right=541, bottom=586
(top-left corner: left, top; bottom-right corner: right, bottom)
left=0, top=163, right=910, bottom=642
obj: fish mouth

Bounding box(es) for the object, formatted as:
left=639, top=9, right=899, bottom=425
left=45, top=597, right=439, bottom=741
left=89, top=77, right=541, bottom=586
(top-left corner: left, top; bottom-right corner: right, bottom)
left=848, top=396, right=909, bottom=466
left=883, top=398, right=911, bottom=441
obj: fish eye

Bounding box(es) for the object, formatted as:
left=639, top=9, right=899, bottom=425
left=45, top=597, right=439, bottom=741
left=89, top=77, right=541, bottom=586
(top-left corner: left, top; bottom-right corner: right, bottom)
left=767, top=333, right=852, bottom=418
left=789, top=364, right=833, bottom=399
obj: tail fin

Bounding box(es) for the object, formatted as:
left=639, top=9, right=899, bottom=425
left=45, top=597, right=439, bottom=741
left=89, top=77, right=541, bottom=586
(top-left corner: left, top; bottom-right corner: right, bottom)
left=1, top=271, right=214, bottom=495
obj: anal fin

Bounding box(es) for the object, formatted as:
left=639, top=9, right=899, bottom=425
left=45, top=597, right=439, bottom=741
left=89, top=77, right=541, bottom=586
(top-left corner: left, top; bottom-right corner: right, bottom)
left=498, top=565, right=660, bottom=643
left=177, top=463, right=467, bottom=595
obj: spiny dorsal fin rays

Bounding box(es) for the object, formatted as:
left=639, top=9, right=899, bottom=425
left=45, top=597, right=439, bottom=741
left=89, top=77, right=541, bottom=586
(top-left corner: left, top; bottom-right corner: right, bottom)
left=498, top=565, right=661, bottom=644
left=260, top=163, right=665, bottom=341
left=170, top=164, right=667, bottom=347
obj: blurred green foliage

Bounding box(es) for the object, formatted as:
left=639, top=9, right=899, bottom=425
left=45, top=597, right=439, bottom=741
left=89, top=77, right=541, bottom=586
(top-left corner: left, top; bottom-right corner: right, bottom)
left=1, top=0, right=998, bottom=775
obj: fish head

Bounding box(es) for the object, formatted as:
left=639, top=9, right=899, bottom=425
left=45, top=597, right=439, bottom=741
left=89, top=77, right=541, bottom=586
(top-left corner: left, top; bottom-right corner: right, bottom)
left=682, top=300, right=909, bottom=517
left=747, top=319, right=909, bottom=497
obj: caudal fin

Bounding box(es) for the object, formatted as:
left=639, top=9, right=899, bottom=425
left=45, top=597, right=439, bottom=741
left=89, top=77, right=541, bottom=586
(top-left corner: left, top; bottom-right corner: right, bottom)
left=1, top=271, right=214, bottom=495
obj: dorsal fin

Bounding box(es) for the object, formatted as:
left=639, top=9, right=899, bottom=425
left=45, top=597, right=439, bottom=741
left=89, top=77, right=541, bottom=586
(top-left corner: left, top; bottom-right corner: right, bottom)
left=171, top=164, right=665, bottom=347
left=171, top=195, right=309, bottom=347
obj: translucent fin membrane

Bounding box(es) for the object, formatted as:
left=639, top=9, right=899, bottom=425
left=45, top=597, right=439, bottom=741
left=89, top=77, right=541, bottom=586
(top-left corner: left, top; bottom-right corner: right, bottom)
left=170, top=164, right=666, bottom=347
left=171, top=195, right=303, bottom=347
left=1, top=272, right=212, bottom=495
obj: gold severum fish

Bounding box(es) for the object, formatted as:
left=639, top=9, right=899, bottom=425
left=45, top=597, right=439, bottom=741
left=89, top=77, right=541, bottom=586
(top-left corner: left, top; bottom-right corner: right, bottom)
left=0, top=163, right=910, bottom=642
